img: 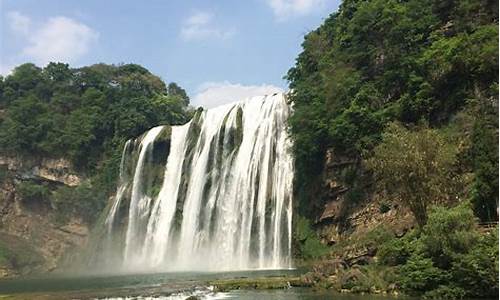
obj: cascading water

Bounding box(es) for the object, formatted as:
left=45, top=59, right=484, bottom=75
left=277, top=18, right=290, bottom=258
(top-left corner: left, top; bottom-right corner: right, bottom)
left=104, top=93, right=293, bottom=272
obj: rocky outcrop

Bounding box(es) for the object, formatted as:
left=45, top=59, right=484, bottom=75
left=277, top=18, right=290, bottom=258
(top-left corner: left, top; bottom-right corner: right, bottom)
left=311, top=147, right=415, bottom=252
left=295, top=146, right=417, bottom=295
left=0, top=156, right=81, bottom=186
left=0, top=156, right=89, bottom=277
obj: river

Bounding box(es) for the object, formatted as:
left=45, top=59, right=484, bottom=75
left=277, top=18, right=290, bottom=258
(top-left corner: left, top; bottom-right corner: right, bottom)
left=0, top=270, right=409, bottom=299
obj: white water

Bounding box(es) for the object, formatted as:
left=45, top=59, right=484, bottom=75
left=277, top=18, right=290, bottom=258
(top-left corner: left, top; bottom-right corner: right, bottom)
left=105, top=93, right=293, bottom=271
left=106, top=140, right=131, bottom=234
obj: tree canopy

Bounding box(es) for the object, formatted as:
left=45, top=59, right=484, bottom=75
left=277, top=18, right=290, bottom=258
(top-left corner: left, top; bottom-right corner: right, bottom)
left=286, top=0, right=498, bottom=221
left=0, top=62, right=192, bottom=171
left=0, top=62, right=192, bottom=223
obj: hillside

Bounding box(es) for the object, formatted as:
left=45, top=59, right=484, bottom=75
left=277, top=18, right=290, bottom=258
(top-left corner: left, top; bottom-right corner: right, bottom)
left=287, top=0, right=498, bottom=298
left=0, top=63, right=192, bottom=276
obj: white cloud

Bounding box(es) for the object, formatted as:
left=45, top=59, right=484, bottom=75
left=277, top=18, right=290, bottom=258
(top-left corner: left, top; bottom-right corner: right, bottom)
left=267, top=0, right=326, bottom=20
left=0, top=64, right=14, bottom=76
left=7, top=11, right=31, bottom=35
left=180, top=12, right=235, bottom=41
left=22, top=16, right=98, bottom=65
left=192, top=81, right=284, bottom=108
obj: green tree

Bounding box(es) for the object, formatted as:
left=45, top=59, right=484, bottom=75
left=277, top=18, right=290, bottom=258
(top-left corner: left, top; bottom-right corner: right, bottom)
left=420, top=204, right=478, bottom=268
left=285, top=0, right=498, bottom=219
left=167, top=82, right=190, bottom=105
left=0, top=62, right=192, bottom=224
left=367, top=122, right=460, bottom=226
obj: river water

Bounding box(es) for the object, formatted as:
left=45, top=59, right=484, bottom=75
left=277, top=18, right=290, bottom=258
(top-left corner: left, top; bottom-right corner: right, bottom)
left=0, top=270, right=408, bottom=299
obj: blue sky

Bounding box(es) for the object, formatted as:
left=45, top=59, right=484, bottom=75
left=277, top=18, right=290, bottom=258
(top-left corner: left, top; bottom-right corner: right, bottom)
left=1, top=0, right=340, bottom=107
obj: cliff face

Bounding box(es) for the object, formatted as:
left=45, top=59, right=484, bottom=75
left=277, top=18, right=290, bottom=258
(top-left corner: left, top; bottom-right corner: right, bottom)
left=0, top=156, right=89, bottom=277
left=0, top=148, right=414, bottom=278
left=311, top=148, right=415, bottom=249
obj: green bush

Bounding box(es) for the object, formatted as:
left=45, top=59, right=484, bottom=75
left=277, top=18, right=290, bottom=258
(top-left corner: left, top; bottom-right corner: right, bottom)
left=399, top=255, right=449, bottom=293
left=344, top=184, right=364, bottom=204
left=17, top=182, right=50, bottom=204
left=420, top=203, right=478, bottom=268
left=294, top=215, right=329, bottom=259
left=367, top=122, right=461, bottom=227
left=52, top=182, right=106, bottom=224
left=0, top=166, right=7, bottom=184
left=378, top=235, right=414, bottom=266
left=360, top=225, right=394, bottom=249
left=423, top=285, right=466, bottom=300
left=0, top=235, right=44, bottom=271
left=0, top=243, right=10, bottom=265
left=469, top=114, right=499, bottom=222
left=450, top=229, right=499, bottom=298
left=380, top=204, right=498, bottom=298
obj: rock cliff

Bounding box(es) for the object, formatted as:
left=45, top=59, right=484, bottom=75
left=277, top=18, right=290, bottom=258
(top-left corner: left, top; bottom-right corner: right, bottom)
left=0, top=156, right=88, bottom=277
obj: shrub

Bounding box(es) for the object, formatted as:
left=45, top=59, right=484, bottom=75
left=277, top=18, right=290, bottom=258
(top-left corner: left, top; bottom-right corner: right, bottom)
left=52, top=182, right=106, bottom=224
left=423, top=285, right=466, bottom=300
left=360, top=225, right=394, bottom=249
left=344, top=185, right=364, bottom=204
left=450, top=229, right=499, bottom=298
left=0, top=166, right=7, bottom=184
left=420, top=203, right=478, bottom=268
left=17, top=182, right=50, bottom=204
left=399, top=254, right=449, bottom=294
left=387, top=204, right=498, bottom=298
left=294, top=215, right=329, bottom=259
left=367, top=122, right=461, bottom=227
left=378, top=235, right=415, bottom=266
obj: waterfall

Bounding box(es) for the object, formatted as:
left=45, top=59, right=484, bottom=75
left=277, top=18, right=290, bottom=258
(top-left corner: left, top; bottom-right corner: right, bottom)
left=104, top=93, right=293, bottom=272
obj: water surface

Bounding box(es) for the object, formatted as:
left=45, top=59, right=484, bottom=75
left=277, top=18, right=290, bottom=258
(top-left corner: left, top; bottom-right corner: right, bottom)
left=0, top=270, right=406, bottom=299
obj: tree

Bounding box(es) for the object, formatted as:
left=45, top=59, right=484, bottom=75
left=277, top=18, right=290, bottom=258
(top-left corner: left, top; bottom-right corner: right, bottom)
left=0, top=62, right=192, bottom=224
left=285, top=0, right=498, bottom=217
left=367, top=122, right=461, bottom=226
left=167, top=82, right=189, bottom=105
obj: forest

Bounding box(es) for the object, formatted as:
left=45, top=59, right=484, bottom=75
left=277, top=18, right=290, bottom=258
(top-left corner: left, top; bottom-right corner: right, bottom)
left=287, top=0, right=498, bottom=298
left=0, top=63, right=192, bottom=223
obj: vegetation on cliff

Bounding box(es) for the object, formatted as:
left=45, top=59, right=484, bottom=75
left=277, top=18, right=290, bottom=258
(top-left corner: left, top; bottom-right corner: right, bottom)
left=286, top=0, right=498, bottom=222
left=0, top=63, right=192, bottom=223
left=287, top=0, right=498, bottom=298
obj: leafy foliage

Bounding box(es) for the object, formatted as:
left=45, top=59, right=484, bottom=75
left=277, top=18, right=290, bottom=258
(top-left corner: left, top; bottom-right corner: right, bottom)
left=0, top=62, right=192, bottom=223
left=378, top=204, right=499, bottom=298
left=450, top=229, right=499, bottom=298
left=51, top=182, right=106, bottom=224
left=294, top=215, right=329, bottom=259
left=420, top=204, right=478, bottom=268
left=17, top=182, right=51, bottom=204
left=367, top=122, right=462, bottom=226
left=0, top=63, right=191, bottom=170
left=286, top=0, right=498, bottom=221
left=399, top=255, right=449, bottom=293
